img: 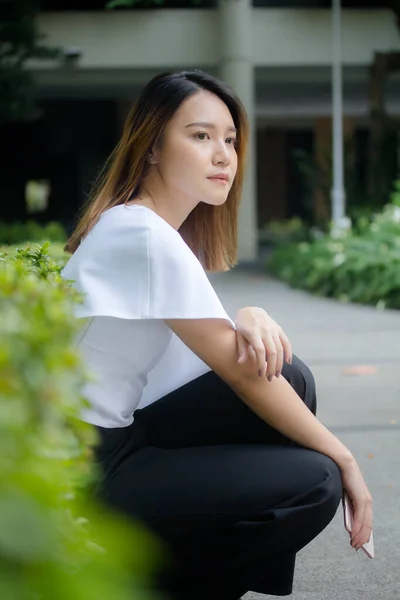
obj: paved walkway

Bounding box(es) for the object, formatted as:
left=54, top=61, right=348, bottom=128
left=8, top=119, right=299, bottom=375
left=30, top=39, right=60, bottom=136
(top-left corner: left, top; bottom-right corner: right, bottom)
left=210, top=268, right=400, bottom=600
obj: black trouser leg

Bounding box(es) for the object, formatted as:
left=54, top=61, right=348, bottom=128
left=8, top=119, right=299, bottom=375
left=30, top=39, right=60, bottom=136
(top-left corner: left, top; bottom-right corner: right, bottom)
left=95, top=355, right=342, bottom=600
left=133, top=353, right=317, bottom=449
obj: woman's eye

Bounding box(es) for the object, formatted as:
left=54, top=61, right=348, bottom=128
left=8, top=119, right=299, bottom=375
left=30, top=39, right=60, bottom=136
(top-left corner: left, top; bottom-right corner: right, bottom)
left=196, top=132, right=209, bottom=141
left=226, top=137, right=237, bottom=146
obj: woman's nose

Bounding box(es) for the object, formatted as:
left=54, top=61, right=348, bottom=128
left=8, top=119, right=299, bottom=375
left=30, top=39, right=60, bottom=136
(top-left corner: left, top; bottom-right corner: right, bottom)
left=212, top=143, right=230, bottom=166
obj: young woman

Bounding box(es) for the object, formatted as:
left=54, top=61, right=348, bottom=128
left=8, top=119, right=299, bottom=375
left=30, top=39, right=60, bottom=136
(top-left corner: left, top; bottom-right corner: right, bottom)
left=62, top=70, right=372, bottom=600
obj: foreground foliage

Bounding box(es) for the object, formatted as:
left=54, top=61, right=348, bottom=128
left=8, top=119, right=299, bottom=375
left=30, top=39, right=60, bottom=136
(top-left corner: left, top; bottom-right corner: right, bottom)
left=0, top=242, right=161, bottom=599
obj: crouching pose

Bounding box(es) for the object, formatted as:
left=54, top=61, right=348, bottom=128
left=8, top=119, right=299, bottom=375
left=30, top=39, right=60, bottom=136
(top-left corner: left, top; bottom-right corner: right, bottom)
left=62, top=69, right=372, bottom=600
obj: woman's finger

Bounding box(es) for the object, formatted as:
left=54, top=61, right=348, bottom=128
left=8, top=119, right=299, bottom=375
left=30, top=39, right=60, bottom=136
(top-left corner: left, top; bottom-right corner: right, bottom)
left=351, top=500, right=373, bottom=549
left=350, top=503, right=371, bottom=548
left=262, top=335, right=278, bottom=381
left=352, top=520, right=372, bottom=550
left=251, top=338, right=267, bottom=378
left=237, top=331, right=250, bottom=364
left=279, top=329, right=293, bottom=364
left=350, top=504, right=365, bottom=543
left=272, top=335, right=284, bottom=377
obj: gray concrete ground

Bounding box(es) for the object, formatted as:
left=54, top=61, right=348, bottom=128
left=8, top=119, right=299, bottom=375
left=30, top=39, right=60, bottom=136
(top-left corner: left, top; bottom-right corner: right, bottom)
left=209, top=268, right=400, bottom=600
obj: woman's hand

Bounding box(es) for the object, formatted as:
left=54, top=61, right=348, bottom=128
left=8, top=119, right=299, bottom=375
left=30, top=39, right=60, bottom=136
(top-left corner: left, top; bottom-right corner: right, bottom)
left=235, top=307, right=292, bottom=380
left=341, top=459, right=373, bottom=550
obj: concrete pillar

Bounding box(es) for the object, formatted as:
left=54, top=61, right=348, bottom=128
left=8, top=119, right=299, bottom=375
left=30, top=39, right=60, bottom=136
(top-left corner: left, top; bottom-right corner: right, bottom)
left=219, top=0, right=257, bottom=263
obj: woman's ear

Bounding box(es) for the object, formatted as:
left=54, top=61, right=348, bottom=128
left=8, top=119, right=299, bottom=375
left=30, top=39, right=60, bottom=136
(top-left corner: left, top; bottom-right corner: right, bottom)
left=149, top=138, right=161, bottom=165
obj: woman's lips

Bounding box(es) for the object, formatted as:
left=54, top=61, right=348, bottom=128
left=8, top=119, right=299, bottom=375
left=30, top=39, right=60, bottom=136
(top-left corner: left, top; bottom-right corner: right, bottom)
left=208, top=177, right=229, bottom=184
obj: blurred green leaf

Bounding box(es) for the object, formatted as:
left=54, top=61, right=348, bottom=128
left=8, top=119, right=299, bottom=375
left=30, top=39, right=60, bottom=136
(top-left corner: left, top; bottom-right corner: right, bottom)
left=268, top=194, right=400, bottom=310
left=0, top=240, right=160, bottom=598
left=0, top=490, right=57, bottom=561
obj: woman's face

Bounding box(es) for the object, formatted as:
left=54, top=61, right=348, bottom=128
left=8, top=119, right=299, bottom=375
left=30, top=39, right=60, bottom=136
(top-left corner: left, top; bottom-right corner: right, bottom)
left=152, top=90, right=238, bottom=207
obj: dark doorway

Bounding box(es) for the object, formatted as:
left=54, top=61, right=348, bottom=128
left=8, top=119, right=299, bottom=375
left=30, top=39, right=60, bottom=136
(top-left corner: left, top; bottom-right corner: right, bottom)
left=256, top=126, right=314, bottom=227
left=0, top=100, right=118, bottom=232
left=286, top=129, right=314, bottom=222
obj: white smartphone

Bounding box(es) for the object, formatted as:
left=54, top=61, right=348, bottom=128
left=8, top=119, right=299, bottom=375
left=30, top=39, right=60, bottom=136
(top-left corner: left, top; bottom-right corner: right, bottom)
left=342, top=493, right=374, bottom=559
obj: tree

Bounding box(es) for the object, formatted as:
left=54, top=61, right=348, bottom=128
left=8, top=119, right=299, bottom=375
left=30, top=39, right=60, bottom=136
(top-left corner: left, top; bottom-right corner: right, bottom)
left=0, top=0, right=60, bottom=124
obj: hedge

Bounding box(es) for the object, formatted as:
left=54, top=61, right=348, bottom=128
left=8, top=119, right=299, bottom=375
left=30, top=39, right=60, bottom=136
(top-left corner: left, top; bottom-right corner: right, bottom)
left=268, top=201, right=400, bottom=310
left=0, top=242, right=161, bottom=599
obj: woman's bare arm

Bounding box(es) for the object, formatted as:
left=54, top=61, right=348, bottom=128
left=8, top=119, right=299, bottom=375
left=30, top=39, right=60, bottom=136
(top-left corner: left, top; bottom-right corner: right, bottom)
left=165, top=317, right=373, bottom=550
left=165, top=317, right=352, bottom=468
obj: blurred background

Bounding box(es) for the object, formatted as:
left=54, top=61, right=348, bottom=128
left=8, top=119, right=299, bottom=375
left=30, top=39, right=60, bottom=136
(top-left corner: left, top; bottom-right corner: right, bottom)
left=1, top=4, right=399, bottom=598
left=2, top=0, right=400, bottom=261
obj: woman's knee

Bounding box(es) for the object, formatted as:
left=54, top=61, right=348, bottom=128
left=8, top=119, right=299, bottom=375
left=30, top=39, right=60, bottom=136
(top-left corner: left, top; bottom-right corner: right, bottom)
left=311, top=452, right=343, bottom=523
left=281, top=354, right=317, bottom=415
left=278, top=449, right=342, bottom=521
left=274, top=451, right=343, bottom=555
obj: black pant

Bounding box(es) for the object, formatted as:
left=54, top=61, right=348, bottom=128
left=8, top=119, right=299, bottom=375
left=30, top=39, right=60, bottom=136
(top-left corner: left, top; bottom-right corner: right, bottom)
left=94, top=355, right=342, bottom=600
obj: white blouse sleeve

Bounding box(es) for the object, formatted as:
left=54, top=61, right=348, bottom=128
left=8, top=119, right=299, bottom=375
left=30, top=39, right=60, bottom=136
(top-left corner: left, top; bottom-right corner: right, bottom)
left=61, top=206, right=235, bottom=327
left=146, top=216, right=235, bottom=325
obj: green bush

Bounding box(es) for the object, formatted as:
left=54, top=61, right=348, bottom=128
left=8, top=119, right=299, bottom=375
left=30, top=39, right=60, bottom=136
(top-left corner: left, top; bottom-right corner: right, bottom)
left=2, top=240, right=70, bottom=268
left=0, top=220, right=67, bottom=245
left=268, top=201, right=400, bottom=310
left=0, top=242, right=161, bottom=599
left=259, top=217, right=310, bottom=246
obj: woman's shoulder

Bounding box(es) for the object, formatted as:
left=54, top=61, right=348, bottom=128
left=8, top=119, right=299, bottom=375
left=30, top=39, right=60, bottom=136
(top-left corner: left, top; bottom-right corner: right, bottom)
left=97, top=203, right=152, bottom=236
left=74, top=203, right=178, bottom=261
left=62, top=202, right=231, bottom=323
left=65, top=203, right=201, bottom=280
left=99, top=204, right=182, bottom=247
left=118, top=204, right=201, bottom=268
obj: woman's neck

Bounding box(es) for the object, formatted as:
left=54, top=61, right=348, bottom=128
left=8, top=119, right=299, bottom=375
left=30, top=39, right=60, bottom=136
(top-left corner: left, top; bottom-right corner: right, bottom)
left=128, top=181, right=198, bottom=230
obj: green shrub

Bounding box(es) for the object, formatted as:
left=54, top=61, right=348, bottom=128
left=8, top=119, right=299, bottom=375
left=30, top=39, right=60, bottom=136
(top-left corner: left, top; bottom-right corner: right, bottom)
left=259, top=217, right=310, bottom=246
left=2, top=240, right=70, bottom=268
left=0, top=220, right=67, bottom=245
left=0, top=243, right=161, bottom=599
left=268, top=201, right=400, bottom=309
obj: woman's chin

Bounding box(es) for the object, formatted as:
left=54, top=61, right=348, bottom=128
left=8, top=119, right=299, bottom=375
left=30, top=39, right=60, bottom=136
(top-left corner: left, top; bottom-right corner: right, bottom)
left=202, top=194, right=229, bottom=207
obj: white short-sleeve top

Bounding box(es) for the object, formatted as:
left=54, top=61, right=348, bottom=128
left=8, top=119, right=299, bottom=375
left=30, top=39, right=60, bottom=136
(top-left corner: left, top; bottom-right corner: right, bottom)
left=61, top=204, right=235, bottom=428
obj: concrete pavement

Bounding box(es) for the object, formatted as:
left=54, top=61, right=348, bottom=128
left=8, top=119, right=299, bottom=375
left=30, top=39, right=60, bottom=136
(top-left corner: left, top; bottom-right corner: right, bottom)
left=209, top=268, right=400, bottom=600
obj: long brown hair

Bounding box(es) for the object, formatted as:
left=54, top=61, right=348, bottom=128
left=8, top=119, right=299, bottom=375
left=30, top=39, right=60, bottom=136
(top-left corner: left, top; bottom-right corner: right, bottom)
left=64, top=70, right=249, bottom=271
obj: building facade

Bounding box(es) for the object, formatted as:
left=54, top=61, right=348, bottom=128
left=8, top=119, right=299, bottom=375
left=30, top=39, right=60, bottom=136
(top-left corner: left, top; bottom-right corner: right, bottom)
left=2, top=1, right=400, bottom=260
